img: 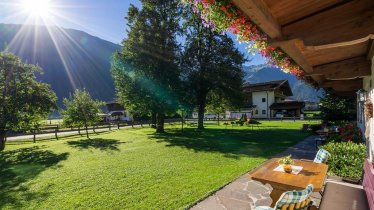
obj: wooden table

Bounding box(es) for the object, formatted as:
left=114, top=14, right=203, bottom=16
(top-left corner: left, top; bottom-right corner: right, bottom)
left=248, top=158, right=328, bottom=207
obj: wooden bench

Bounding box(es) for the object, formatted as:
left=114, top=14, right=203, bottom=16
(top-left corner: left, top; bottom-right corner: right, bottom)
left=319, top=159, right=373, bottom=210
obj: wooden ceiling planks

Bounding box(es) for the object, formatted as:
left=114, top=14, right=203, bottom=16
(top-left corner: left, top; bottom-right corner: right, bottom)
left=263, top=0, right=347, bottom=26
left=282, top=0, right=374, bottom=46
left=322, top=79, right=363, bottom=92
left=232, top=0, right=374, bottom=94
left=302, top=38, right=370, bottom=66
left=309, top=56, right=371, bottom=80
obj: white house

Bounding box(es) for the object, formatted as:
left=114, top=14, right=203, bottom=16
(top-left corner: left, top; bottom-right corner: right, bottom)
left=105, top=101, right=132, bottom=122
left=242, top=80, right=305, bottom=119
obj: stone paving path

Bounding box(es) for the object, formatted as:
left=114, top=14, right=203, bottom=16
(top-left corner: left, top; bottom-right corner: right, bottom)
left=191, top=135, right=319, bottom=210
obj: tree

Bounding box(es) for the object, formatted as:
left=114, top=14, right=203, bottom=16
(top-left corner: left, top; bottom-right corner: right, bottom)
left=206, top=91, right=230, bottom=125
left=61, top=89, right=105, bottom=138
left=182, top=7, right=246, bottom=129
left=0, top=52, right=57, bottom=151
left=112, top=0, right=182, bottom=133
left=319, top=91, right=356, bottom=122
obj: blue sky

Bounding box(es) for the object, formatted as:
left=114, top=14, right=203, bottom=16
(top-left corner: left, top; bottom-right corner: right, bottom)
left=0, top=0, right=265, bottom=65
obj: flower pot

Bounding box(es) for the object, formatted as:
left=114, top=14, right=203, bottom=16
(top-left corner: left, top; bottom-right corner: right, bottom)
left=283, top=164, right=292, bottom=173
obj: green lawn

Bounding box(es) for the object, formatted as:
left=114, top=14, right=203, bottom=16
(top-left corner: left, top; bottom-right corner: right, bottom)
left=1, top=121, right=316, bottom=209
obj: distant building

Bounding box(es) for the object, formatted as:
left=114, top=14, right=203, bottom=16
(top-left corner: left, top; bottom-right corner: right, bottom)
left=242, top=80, right=305, bottom=118
left=304, top=101, right=320, bottom=111
left=105, top=101, right=132, bottom=122
left=191, top=80, right=305, bottom=119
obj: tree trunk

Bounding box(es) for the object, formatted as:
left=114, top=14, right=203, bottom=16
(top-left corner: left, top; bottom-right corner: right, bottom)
left=151, top=112, right=157, bottom=129
left=156, top=112, right=165, bottom=133
left=197, top=98, right=206, bottom=130
left=217, top=113, right=220, bottom=126
left=85, top=124, right=89, bottom=138
left=0, top=130, right=6, bottom=151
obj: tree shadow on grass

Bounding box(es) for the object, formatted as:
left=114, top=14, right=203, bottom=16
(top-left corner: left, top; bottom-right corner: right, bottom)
left=66, top=138, right=121, bottom=151
left=0, top=146, right=69, bottom=209
left=148, top=127, right=310, bottom=159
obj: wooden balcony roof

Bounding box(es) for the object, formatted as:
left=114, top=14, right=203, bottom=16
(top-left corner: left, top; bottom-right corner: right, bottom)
left=232, top=0, right=374, bottom=95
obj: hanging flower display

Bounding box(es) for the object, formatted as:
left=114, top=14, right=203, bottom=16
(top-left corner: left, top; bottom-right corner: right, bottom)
left=185, top=0, right=305, bottom=80
left=365, top=99, right=373, bottom=119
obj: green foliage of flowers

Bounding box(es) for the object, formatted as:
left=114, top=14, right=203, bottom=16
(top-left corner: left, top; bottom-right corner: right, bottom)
left=326, top=122, right=363, bottom=144
left=278, top=155, right=294, bottom=165
left=321, top=141, right=366, bottom=179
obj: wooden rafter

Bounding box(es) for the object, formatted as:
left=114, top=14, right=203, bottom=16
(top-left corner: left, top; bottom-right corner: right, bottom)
left=308, top=57, right=371, bottom=80
left=232, top=0, right=374, bottom=94
left=270, top=39, right=313, bottom=73
left=322, top=79, right=363, bottom=92
left=231, top=0, right=282, bottom=38
left=303, top=36, right=372, bottom=66
left=282, top=0, right=374, bottom=46
left=262, top=0, right=349, bottom=26
left=368, top=39, right=374, bottom=60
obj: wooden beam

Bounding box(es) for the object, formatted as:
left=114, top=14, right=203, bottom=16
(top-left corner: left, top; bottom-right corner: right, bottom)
left=322, top=79, right=363, bottom=92
left=302, top=36, right=372, bottom=66
left=308, top=57, right=371, bottom=80
left=282, top=0, right=374, bottom=46
left=232, top=0, right=282, bottom=39
left=271, top=39, right=313, bottom=73
left=330, top=91, right=356, bottom=97
left=368, top=39, right=374, bottom=60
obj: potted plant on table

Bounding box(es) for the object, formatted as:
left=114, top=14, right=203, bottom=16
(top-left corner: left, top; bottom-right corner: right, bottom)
left=278, top=155, right=294, bottom=173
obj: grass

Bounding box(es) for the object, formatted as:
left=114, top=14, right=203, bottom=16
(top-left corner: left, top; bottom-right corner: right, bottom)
left=1, top=120, right=317, bottom=209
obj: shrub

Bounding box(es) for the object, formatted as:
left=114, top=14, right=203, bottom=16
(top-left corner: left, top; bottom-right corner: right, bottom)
left=321, top=142, right=366, bottom=180
left=310, top=124, right=322, bottom=132
left=326, top=122, right=364, bottom=144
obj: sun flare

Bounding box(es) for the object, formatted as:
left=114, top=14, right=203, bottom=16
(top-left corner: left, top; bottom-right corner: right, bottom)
left=21, top=0, right=52, bottom=18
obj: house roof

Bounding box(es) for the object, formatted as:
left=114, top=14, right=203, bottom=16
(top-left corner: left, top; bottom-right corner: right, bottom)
left=270, top=101, right=305, bottom=110
left=243, top=80, right=293, bottom=96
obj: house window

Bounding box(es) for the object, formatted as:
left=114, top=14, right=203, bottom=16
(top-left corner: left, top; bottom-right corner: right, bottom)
left=262, top=110, right=266, bottom=115
left=262, top=98, right=266, bottom=102
left=255, top=110, right=258, bottom=115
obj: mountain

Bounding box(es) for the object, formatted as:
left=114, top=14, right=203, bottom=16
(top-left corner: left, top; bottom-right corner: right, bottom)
left=0, top=24, right=121, bottom=106
left=0, top=24, right=319, bottom=107
left=243, top=64, right=321, bottom=102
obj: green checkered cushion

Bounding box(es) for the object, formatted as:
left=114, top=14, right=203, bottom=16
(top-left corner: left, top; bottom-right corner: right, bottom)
left=255, top=184, right=314, bottom=210
left=314, top=149, right=331, bottom=163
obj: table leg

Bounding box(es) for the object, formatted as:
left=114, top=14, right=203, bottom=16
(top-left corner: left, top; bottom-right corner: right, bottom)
left=270, top=188, right=285, bottom=207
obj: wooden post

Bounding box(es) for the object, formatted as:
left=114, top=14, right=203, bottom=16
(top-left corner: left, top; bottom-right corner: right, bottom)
left=33, top=129, right=36, bottom=143
left=85, top=125, right=89, bottom=138
left=55, top=126, right=59, bottom=140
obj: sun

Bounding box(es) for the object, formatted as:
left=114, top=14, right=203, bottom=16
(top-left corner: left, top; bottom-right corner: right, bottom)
left=21, top=0, right=52, bottom=18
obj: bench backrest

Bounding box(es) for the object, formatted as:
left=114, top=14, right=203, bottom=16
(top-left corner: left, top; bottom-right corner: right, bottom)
left=363, top=159, right=374, bottom=209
